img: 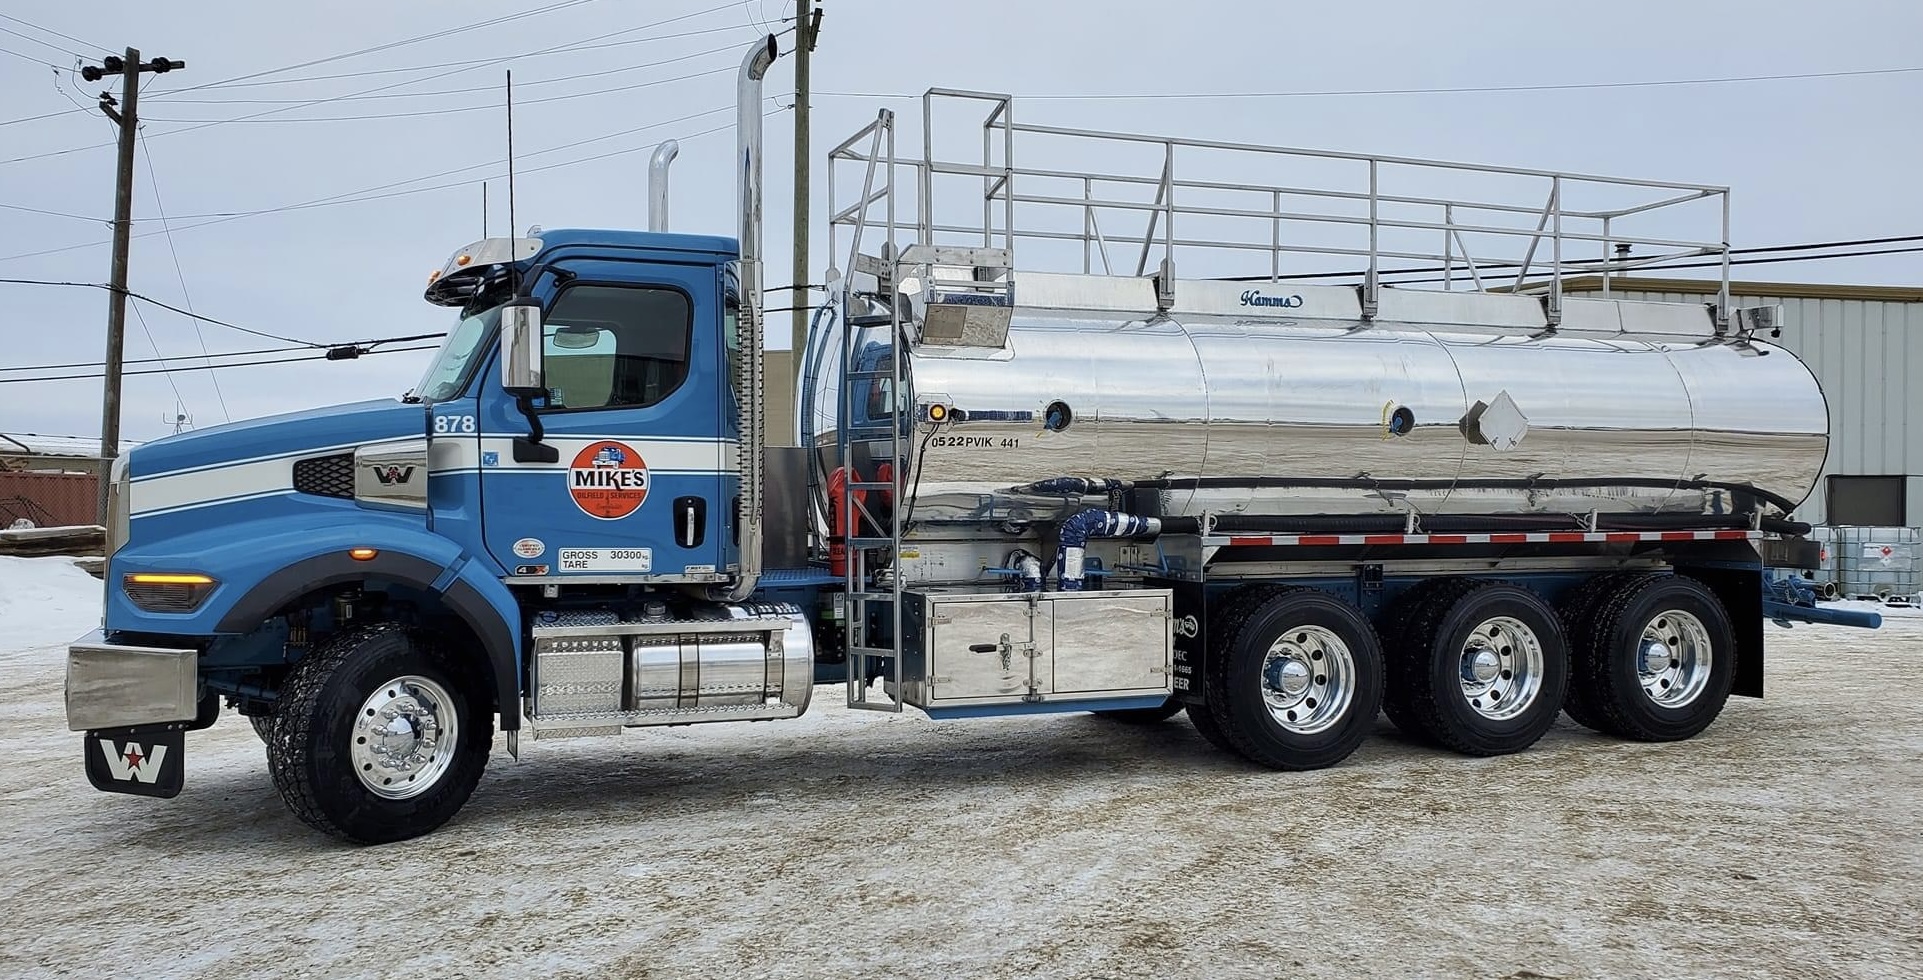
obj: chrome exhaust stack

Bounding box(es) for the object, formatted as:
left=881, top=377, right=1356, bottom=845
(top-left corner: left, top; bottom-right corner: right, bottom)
left=724, top=35, right=779, bottom=602
left=647, top=139, right=679, bottom=232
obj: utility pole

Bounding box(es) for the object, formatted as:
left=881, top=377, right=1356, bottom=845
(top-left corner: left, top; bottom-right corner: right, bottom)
left=81, top=48, right=185, bottom=523
left=792, top=3, right=823, bottom=382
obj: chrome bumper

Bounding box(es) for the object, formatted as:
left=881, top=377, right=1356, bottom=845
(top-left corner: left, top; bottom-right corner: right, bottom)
left=65, top=630, right=199, bottom=732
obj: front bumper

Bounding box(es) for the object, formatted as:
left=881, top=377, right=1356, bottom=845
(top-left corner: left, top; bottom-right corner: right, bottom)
left=65, top=630, right=199, bottom=732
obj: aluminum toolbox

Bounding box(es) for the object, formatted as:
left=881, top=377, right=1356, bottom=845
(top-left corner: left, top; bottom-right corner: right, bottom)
left=894, top=587, right=1174, bottom=709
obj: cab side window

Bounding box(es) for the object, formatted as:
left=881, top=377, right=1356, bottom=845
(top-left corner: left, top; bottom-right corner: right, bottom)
left=542, top=284, right=690, bottom=411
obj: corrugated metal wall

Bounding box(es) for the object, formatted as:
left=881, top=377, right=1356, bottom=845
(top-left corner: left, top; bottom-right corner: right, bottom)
left=1568, top=287, right=1923, bottom=523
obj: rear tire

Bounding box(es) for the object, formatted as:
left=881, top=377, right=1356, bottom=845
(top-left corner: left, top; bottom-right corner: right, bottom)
left=1568, top=574, right=1736, bottom=741
left=1197, top=588, right=1383, bottom=771
left=249, top=713, right=275, bottom=744
left=1386, top=580, right=1569, bottom=756
left=1379, top=577, right=1485, bottom=738
left=1557, top=572, right=1636, bottom=731
left=268, top=623, right=492, bottom=844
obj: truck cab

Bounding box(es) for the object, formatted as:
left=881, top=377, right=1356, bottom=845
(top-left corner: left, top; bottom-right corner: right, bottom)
left=68, top=228, right=826, bottom=843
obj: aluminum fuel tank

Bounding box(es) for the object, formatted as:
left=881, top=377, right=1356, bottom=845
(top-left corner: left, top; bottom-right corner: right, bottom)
left=807, top=278, right=1829, bottom=523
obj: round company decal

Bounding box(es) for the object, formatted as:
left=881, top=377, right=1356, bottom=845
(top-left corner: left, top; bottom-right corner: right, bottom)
left=568, top=440, right=650, bottom=520
left=512, top=538, right=545, bottom=559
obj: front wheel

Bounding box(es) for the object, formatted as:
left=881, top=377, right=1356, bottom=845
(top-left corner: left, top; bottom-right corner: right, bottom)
left=267, top=624, right=492, bottom=844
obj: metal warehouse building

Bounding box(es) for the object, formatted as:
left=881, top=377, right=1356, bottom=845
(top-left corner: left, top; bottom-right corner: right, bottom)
left=1554, top=277, right=1923, bottom=597
left=1550, top=277, right=1923, bottom=527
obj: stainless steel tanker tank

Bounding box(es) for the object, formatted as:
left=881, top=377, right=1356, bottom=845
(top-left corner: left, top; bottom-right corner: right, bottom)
left=806, top=275, right=1829, bottom=525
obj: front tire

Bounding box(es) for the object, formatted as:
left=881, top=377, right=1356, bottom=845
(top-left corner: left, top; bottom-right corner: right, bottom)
left=268, top=624, right=492, bottom=844
left=1197, top=588, right=1384, bottom=770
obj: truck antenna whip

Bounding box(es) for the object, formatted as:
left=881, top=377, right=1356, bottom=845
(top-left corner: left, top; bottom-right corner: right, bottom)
left=505, top=70, right=519, bottom=294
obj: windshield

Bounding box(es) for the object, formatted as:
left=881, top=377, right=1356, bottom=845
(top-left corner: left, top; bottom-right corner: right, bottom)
left=411, top=301, right=502, bottom=403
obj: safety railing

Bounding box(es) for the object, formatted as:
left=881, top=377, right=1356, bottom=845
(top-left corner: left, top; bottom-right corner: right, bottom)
left=829, top=90, right=1734, bottom=327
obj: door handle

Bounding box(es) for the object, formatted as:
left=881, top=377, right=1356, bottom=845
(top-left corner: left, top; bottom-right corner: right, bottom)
left=673, top=495, right=706, bottom=548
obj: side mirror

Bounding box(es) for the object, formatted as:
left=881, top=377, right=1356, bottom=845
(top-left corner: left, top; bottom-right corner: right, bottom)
left=500, top=300, right=545, bottom=395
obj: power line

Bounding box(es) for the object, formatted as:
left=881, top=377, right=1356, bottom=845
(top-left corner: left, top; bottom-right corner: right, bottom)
left=166, top=0, right=606, bottom=94
left=0, top=2, right=752, bottom=167
left=125, top=301, right=191, bottom=414
left=150, top=23, right=757, bottom=98
left=0, top=106, right=89, bottom=128
left=0, top=343, right=444, bottom=385
left=138, top=128, right=231, bottom=422
left=3, top=277, right=347, bottom=347
left=0, top=24, right=83, bottom=60
left=820, top=65, right=1923, bottom=102
left=1, top=342, right=307, bottom=374
left=0, top=42, right=62, bottom=68
left=0, top=101, right=771, bottom=262
left=139, top=49, right=744, bottom=125
left=0, top=13, right=104, bottom=55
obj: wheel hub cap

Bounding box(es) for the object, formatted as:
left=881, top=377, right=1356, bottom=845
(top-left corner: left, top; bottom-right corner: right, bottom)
left=1457, top=616, right=1545, bottom=722
left=1260, top=626, right=1356, bottom=736
left=349, top=675, right=460, bottom=800
left=1638, top=611, right=1713, bottom=708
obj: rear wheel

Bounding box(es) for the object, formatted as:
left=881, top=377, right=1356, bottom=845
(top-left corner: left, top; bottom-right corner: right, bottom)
left=1568, top=574, right=1735, bottom=741
left=249, top=713, right=275, bottom=744
left=1387, top=580, right=1569, bottom=756
left=267, top=624, right=492, bottom=844
left=1197, top=588, right=1383, bottom=770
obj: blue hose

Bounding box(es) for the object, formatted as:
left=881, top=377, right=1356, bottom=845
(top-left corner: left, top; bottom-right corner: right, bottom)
left=1055, top=508, right=1161, bottom=591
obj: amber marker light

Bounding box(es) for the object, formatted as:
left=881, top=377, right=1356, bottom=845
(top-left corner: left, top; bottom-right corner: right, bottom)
left=126, top=573, right=215, bottom=585
left=349, top=548, right=379, bottom=561
left=927, top=404, right=948, bottom=422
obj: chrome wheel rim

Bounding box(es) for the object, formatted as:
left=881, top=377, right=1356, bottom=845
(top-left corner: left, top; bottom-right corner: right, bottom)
left=1458, top=615, right=1545, bottom=721
left=350, top=675, right=459, bottom=800
left=1637, top=610, right=1713, bottom=708
left=1260, top=625, right=1355, bottom=735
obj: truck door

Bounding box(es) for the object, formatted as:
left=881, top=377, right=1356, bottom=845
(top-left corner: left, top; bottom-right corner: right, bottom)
left=478, top=258, right=729, bottom=583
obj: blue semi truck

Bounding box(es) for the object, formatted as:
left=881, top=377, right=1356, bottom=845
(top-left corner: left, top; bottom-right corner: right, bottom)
left=64, top=37, right=1871, bottom=843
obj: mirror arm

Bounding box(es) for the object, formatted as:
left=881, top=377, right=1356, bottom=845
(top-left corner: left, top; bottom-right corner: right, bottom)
left=511, top=393, right=558, bottom=463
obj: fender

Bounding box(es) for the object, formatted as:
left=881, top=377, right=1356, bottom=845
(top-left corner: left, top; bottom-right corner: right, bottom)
left=110, top=516, right=523, bottom=730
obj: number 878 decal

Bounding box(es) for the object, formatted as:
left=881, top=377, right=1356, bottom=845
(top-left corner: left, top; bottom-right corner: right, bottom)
left=433, top=414, right=478, bottom=434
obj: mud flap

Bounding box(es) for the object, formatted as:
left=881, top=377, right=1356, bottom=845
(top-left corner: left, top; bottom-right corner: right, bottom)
left=84, top=724, right=186, bottom=799
left=81, top=693, right=214, bottom=799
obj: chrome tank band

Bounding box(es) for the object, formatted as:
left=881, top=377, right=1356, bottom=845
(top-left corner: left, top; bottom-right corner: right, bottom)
left=811, top=308, right=1828, bottom=522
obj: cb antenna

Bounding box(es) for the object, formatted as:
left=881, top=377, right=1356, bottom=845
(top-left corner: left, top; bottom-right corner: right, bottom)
left=505, top=70, right=519, bottom=294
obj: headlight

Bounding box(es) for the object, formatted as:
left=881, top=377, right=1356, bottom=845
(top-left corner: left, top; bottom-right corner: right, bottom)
left=123, top=572, right=219, bottom=613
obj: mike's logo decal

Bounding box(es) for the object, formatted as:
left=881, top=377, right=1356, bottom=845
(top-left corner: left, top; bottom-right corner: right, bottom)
left=569, top=441, right=650, bottom=520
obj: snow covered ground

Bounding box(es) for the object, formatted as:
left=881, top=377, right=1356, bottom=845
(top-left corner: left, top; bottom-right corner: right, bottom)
left=1, top=555, right=1918, bottom=979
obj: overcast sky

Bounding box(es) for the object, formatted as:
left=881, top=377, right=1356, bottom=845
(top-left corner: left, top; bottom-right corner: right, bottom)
left=1, top=0, right=1917, bottom=443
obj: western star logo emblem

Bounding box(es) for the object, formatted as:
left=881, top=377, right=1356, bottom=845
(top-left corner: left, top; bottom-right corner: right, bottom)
left=96, top=739, right=167, bottom=784
left=372, top=465, right=416, bottom=485
left=568, top=440, right=649, bottom=520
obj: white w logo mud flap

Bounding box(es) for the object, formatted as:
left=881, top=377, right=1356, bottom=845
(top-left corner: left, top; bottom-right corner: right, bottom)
left=83, top=728, right=184, bottom=799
